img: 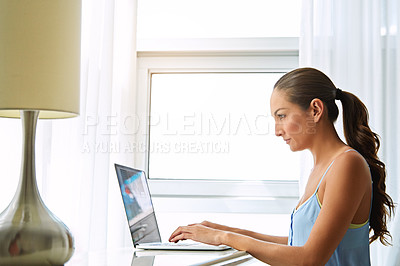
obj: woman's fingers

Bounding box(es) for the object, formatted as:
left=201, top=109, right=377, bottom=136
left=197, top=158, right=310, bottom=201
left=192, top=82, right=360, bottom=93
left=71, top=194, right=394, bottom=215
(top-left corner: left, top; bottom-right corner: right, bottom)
left=169, top=226, right=192, bottom=242
left=169, top=232, right=190, bottom=243
left=169, top=224, right=224, bottom=246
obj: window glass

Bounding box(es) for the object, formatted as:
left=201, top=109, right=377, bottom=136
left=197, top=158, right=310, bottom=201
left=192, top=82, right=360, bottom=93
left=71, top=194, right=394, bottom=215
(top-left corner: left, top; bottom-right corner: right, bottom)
left=137, top=0, right=301, bottom=39
left=148, top=73, right=301, bottom=180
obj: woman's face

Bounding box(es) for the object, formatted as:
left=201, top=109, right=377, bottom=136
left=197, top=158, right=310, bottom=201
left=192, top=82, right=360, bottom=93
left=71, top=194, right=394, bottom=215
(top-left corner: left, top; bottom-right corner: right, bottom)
left=270, top=89, right=315, bottom=151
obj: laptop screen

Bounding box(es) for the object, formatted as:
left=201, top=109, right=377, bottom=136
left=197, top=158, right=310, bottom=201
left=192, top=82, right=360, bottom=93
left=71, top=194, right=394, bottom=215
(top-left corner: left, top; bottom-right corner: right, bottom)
left=115, top=164, right=161, bottom=245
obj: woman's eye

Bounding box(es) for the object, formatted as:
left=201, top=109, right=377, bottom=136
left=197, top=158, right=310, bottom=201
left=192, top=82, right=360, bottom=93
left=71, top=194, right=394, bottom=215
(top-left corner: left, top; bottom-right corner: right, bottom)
left=277, top=114, right=286, bottom=120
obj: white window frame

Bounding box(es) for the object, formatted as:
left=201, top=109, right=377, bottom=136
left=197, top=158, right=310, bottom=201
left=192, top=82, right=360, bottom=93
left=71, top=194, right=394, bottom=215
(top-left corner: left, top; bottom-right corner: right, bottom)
left=135, top=37, right=300, bottom=213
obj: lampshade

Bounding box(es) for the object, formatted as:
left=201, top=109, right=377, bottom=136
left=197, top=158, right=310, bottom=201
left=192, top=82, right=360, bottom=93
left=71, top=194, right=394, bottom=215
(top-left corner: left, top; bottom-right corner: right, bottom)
left=0, top=0, right=81, bottom=118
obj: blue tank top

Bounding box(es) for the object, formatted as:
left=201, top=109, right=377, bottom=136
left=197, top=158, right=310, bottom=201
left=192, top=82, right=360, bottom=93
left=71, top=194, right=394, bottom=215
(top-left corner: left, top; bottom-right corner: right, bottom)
left=288, top=150, right=371, bottom=265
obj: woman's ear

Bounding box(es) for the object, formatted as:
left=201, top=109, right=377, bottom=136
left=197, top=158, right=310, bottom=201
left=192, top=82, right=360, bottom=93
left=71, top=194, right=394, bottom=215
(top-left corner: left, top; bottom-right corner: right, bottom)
left=309, top=98, right=324, bottom=123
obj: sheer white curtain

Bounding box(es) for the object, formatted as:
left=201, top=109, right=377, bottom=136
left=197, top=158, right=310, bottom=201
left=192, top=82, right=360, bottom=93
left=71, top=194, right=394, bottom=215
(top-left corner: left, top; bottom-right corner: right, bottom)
left=300, top=0, right=400, bottom=265
left=0, top=0, right=138, bottom=257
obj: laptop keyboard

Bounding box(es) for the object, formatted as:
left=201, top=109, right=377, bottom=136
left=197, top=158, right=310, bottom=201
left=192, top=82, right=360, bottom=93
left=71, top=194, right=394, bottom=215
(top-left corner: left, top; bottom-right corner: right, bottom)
left=145, top=242, right=199, bottom=247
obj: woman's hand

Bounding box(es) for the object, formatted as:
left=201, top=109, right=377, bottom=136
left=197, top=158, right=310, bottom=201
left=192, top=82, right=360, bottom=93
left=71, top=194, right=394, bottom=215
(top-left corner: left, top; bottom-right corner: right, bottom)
left=190, top=221, right=224, bottom=230
left=168, top=224, right=227, bottom=246
left=196, top=221, right=238, bottom=234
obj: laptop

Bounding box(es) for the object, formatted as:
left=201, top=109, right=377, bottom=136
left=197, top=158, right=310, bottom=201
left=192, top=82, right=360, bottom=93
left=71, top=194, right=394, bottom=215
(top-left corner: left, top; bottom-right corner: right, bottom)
left=114, top=164, right=230, bottom=251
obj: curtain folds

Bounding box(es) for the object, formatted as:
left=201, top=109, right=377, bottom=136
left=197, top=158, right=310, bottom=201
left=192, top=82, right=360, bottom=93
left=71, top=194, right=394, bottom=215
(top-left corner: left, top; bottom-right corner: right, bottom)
left=42, top=0, right=138, bottom=254
left=300, top=0, right=400, bottom=264
left=62, top=0, right=138, bottom=253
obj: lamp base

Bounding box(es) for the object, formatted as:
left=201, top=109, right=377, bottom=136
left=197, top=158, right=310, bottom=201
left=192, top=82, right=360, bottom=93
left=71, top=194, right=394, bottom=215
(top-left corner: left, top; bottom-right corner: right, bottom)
left=0, top=111, right=74, bottom=265
left=0, top=209, right=74, bottom=265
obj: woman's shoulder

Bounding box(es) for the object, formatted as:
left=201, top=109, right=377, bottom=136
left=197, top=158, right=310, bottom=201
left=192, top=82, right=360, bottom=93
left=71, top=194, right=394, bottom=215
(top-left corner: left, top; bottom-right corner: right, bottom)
left=328, top=148, right=371, bottom=184
left=337, top=148, right=368, bottom=167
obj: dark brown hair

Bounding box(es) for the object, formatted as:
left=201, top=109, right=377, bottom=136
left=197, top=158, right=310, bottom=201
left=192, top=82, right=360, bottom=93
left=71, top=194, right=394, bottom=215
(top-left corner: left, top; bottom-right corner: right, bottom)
left=274, top=67, right=395, bottom=245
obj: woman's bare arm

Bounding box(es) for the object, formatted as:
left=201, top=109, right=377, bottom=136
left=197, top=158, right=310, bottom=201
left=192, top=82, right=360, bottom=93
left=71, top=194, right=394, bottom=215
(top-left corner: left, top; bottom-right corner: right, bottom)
left=198, top=221, right=288, bottom=245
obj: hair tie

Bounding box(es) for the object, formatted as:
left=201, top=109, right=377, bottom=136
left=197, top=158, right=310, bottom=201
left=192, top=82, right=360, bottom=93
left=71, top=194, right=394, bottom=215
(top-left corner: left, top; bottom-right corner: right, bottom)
left=335, top=88, right=343, bottom=100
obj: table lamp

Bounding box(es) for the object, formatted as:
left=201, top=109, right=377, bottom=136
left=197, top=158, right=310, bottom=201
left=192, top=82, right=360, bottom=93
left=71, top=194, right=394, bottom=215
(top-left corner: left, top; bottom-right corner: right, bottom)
left=0, top=0, right=81, bottom=265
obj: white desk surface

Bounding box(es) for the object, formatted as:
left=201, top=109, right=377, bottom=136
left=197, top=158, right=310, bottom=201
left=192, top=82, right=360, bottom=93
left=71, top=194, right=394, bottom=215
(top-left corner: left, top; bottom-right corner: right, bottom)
left=66, top=247, right=268, bottom=266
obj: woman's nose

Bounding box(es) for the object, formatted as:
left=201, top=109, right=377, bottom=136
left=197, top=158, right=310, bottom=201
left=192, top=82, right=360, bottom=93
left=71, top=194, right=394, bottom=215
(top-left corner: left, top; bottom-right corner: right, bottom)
left=275, top=124, right=283, bottom=137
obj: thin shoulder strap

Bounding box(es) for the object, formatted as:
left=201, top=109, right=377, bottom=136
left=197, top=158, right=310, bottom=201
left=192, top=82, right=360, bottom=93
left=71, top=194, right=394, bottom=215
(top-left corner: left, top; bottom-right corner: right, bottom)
left=314, top=149, right=356, bottom=193
left=314, top=161, right=334, bottom=192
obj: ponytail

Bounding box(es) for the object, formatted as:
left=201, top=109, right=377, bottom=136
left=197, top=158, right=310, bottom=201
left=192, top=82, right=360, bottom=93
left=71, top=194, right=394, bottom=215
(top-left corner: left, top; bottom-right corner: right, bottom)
left=338, top=91, right=395, bottom=245
left=274, top=67, right=395, bottom=245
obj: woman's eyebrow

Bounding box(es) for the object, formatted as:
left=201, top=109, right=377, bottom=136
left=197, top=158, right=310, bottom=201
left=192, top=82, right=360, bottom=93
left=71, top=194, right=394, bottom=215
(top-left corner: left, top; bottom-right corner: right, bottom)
left=273, top=108, right=288, bottom=116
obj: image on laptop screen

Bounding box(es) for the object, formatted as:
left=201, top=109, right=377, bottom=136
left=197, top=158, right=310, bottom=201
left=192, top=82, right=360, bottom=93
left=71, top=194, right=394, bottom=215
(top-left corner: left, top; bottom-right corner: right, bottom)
left=115, top=164, right=161, bottom=244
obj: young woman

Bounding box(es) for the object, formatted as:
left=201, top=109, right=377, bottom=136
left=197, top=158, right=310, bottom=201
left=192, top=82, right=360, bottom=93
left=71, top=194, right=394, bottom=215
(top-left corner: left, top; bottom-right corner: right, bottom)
left=169, top=68, right=395, bottom=265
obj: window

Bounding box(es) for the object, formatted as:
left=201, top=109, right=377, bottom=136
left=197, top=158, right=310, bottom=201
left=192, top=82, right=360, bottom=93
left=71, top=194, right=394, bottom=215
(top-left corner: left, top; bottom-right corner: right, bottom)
left=135, top=52, right=300, bottom=202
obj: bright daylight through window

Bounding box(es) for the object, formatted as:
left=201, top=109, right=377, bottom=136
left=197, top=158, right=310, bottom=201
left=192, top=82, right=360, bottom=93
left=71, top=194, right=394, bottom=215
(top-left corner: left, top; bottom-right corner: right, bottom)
left=148, top=73, right=301, bottom=180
